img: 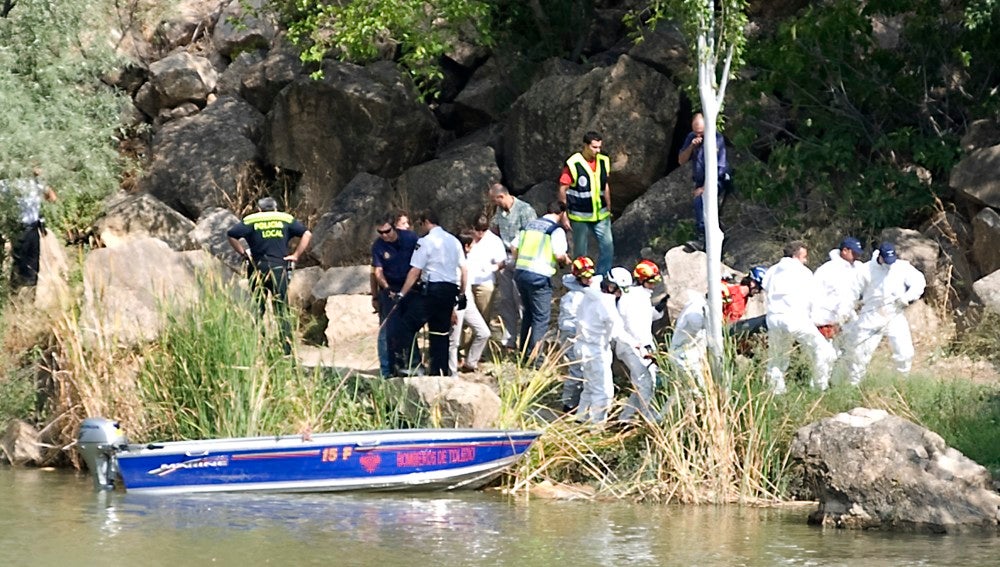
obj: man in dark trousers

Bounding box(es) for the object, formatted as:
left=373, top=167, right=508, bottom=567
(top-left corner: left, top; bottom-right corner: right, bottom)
left=370, top=213, right=419, bottom=377
left=390, top=210, right=467, bottom=376
left=0, top=167, right=57, bottom=289
left=678, top=112, right=730, bottom=251
left=227, top=196, right=312, bottom=355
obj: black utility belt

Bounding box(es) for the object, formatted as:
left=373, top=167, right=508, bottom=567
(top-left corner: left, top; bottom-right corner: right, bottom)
left=421, top=281, right=459, bottom=292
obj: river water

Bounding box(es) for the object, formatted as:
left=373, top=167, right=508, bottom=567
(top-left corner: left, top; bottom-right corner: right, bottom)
left=2, top=467, right=998, bottom=566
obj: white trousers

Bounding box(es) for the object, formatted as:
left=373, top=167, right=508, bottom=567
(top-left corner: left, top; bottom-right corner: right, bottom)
left=614, top=341, right=659, bottom=422
left=838, top=312, right=913, bottom=385
left=448, top=300, right=490, bottom=374
left=765, top=313, right=836, bottom=393
left=577, top=340, right=613, bottom=424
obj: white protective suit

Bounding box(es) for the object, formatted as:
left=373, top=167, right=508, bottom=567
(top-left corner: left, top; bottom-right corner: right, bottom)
left=615, top=285, right=664, bottom=422
left=576, top=288, right=638, bottom=424
left=668, top=292, right=708, bottom=388
left=839, top=255, right=926, bottom=384
left=763, top=257, right=837, bottom=393
left=557, top=273, right=598, bottom=410
left=811, top=249, right=865, bottom=327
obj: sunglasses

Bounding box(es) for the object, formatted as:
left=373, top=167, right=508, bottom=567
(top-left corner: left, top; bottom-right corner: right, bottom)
left=377, top=227, right=394, bottom=235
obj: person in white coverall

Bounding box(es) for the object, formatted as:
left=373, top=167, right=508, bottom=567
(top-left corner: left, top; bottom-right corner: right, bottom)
left=558, top=256, right=600, bottom=412
left=763, top=241, right=837, bottom=393
left=669, top=290, right=709, bottom=389
left=838, top=242, right=926, bottom=384
left=576, top=276, right=640, bottom=424
left=811, top=237, right=866, bottom=354
left=613, top=261, right=665, bottom=423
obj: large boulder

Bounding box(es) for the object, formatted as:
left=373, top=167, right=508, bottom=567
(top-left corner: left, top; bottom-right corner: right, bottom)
left=92, top=192, right=198, bottom=251
left=324, top=294, right=379, bottom=346
left=147, top=51, right=219, bottom=108
left=627, top=22, right=688, bottom=79
left=791, top=407, right=1000, bottom=532
left=213, top=0, right=277, bottom=57
left=153, top=0, right=220, bottom=51
left=393, top=375, right=501, bottom=429
left=312, top=266, right=372, bottom=298
left=263, top=60, right=440, bottom=208
left=972, top=207, right=1000, bottom=276
left=502, top=55, right=679, bottom=208
left=393, top=145, right=499, bottom=232
left=613, top=164, right=692, bottom=264
left=1, top=420, right=43, bottom=466
left=216, top=51, right=265, bottom=97
left=453, top=55, right=533, bottom=132
left=921, top=209, right=976, bottom=304
left=82, top=237, right=229, bottom=344
left=972, top=269, right=1000, bottom=314
left=191, top=207, right=245, bottom=271
left=143, top=96, right=263, bottom=218
left=949, top=144, right=1000, bottom=208
left=240, top=47, right=302, bottom=113
left=308, top=173, right=392, bottom=268
left=662, top=246, right=749, bottom=321
left=960, top=119, right=1000, bottom=153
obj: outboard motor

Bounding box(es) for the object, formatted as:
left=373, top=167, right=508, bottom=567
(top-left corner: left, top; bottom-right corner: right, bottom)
left=77, top=418, right=128, bottom=490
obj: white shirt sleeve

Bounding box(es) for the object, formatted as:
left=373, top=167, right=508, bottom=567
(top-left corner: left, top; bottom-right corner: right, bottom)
left=410, top=238, right=430, bottom=270
left=551, top=228, right=568, bottom=257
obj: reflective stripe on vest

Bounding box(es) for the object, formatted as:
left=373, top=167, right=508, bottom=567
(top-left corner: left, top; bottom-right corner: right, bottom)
left=515, top=218, right=559, bottom=276
left=565, top=152, right=610, bottom=222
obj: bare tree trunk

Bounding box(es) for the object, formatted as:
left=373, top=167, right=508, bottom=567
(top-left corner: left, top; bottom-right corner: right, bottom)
left=1, top=1, right=17, bottom=18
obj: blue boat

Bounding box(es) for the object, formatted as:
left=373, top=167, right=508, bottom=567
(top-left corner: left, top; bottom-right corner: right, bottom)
left=77, top=418, right=540, bottom=495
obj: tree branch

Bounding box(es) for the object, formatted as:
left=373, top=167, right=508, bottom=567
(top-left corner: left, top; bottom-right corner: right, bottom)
left=1, top=0, right=17, bottom=18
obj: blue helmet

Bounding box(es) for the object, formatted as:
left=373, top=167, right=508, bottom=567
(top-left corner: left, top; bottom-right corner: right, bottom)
left=748, top=266, right=767, bottom=286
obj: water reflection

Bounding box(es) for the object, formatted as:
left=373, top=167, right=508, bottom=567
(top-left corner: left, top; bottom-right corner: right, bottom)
left=1, top=467, right=998, bottom=567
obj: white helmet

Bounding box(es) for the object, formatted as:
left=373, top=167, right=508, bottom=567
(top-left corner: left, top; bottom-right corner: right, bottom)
left=608, top=266, right=634, bottom=289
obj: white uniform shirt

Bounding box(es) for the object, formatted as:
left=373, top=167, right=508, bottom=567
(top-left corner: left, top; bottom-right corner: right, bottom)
left=410, top=226, right=465, bottom=284
left=0, top=178, right=46, bottom=224
left=763, top=256, right=816, bottom=319
left=617, top=285, right=664, bottom=348
left=811, top=249, right=865, bottom=325
left=466, top=230, right=507, bottom=286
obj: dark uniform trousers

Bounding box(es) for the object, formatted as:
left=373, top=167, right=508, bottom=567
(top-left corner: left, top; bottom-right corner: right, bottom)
left=390, top=282, right=459, bottom=376
left=249, top=264, right=292, bottom=355
left=12, top=222, right=42, bottom=288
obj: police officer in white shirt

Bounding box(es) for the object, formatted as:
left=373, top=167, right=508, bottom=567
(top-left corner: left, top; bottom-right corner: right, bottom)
left=391, top=210, right=468, bottom=376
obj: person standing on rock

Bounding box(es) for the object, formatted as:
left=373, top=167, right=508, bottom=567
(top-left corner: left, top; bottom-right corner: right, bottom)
left=512, top=201, right=571, bottom=363
left=762, top=241, right=836, bottom=394
left=558, top=131, right=614, bottom=275
left=837, top=242, right=926, bottom=385
left=677, top=113, right=731, bottom=251
left=0, top=167, right=57, bottom=289
left=489, top=183, right=537, bottom=350
left=391, top=209, right=467, bottom=376
left=370, top=213, right=419, bottom=377
left=227, top=196, right=312, bottom=355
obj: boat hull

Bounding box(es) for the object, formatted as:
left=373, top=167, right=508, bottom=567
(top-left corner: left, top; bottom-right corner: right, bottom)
left=114, top=429, right=539, bottom=495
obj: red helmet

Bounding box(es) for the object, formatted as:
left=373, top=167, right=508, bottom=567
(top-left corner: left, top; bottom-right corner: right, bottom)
left=571, top=256, right=596, bottom=279
left=633, top=260, right=662, bottom=285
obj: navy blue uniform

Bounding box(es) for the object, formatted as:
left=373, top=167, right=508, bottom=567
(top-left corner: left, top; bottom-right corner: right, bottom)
left=228, top=210, right=308, bottom=354
left=371, top=229, right=418, bottom=376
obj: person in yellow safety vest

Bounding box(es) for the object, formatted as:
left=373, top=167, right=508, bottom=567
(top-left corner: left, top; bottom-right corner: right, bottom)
left=558, top=131, right=614, bottom=275
left=512, top=201, right=570, bottom=363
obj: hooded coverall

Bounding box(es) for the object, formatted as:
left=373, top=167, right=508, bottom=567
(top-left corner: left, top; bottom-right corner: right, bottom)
left=669, top=292, right=708, bottom=389
left=763, top=257, right=837, bottom=393
left=614, top=285, right=664, bottom=422
left=557, top=273, right=598, bottom=410
left=839, top=256, right=925, bottom=384
left=576, top=288, right=638, bottom=424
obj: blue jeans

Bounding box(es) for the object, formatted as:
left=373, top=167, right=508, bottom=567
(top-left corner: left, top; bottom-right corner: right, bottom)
left=570, top=217, right=614, bottom=275
left=376, top=288, right=396, bottom=376
left=693, top=193, right=705, bottom=236
left=514, top=270, right=553, bottom=360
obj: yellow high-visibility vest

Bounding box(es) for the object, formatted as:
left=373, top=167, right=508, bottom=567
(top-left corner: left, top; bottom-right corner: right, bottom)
left=565, top=152, right=610, bottom=222
left=515, top=218, right=559, bottom=276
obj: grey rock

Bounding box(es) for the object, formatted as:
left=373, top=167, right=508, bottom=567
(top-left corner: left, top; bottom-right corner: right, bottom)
left=921, top=209, right=976, bottom=303
left=191, top=207, right=244, bottom=270
left=134, top=81, right=163, bottom=118
left=454, top=55, right=532, bottom=131
left=613, top=164, right=693, bottom=264
left=156, top=102, right=200, bottom=125
left=241, top=47, right=301, bottom=112
left=519, top=181, right=557, bottom=216
left=972, top=208, right=1000, bottom=276
left=324, top=294, right=379, bottom=346
left=391, top=375, right=501, bottom=429
left=973, top=269, right=1000, bottom=314
left=662, top=245, right=742, bottom=322
left=393, top=145, right=499, bottom=233
left=263, top=60, right=439, bottom=210
left=148, top=51, right=219, bottom=107
left=960, top=119, right=1000, bottom=153
left=216, top=50, right=264, bottom=97
left=82, top=237, right=229, bottom=345
left=287, top=266, right=325, bottom=313
left=93, top=192, right=198, bottom=251
left=949, top=144, right=1000, bottom=208
left=502, top=55, right=678, bottom=209
left=153, top=0, right=218, bottom=51
left=627, top=21, right=688, bottom=78
left=1, top=420, right=43, bottom=466
left=213, top=0, right=277, bottom=57
left=312, top=265, right=372, bottom=298
left=791, top=407, right=1000, bottom=532
left=143, top=96, right=263, bottom=218
left=309, top=173, right=392, bottom=268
